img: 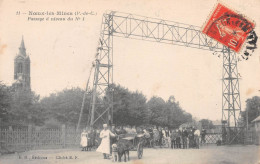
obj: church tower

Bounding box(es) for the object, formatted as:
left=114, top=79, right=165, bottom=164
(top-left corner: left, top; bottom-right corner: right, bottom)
left=13, top=36, right=31, bottom=91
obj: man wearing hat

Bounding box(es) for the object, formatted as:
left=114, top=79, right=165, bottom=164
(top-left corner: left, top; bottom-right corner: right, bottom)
left=96, top=124, right=116, bottom=159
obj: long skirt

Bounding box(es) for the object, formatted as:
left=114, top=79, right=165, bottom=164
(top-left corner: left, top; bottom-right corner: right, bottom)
left=80, top=137, right=88, bottom=147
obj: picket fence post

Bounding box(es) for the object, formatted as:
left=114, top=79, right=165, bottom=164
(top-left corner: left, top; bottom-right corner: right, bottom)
left=61, top=124, right=66, bottom=148
left=28, top=124, right=32, bottom=150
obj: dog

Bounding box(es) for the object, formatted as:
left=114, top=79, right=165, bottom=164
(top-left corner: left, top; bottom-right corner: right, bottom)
left=111, top=144, right=119, bottom=162
left=117, top=139, right=131, bottom=162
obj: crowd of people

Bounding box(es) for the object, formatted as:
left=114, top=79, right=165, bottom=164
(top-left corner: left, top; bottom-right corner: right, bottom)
left=80, top=124, right=207, bottom=159
left=142, top=126, right=207, bottom=149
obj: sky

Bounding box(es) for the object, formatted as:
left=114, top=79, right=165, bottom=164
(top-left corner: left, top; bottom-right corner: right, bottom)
left=0, top=0, right=260, bottom=121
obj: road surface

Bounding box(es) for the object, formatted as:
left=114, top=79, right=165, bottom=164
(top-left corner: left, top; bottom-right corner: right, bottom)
left=0, top=145, right=259, bottom=164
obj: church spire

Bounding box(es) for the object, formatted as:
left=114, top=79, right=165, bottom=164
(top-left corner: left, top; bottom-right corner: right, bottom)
left=19, top=36, right=26, bottom=56
left=14, top=36, right=31, bottom=91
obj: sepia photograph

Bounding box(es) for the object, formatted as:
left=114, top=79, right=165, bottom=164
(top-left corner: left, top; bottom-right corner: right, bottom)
left=0, top=0, right=259, bottom=163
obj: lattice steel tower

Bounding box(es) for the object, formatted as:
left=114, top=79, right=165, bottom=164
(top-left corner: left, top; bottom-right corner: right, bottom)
left=221, top=47, right=242, bottom=127
left=88, top=13, right=114, bottom=127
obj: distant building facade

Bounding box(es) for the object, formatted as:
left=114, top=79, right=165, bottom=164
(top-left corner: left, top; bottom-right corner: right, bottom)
left=13, top=37, right=31, bottom=91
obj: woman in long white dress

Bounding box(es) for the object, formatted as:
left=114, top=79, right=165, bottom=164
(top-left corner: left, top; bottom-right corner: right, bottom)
left=80, top=129, right=88, bottom=151
left=96, top=124, right=116, bottom=159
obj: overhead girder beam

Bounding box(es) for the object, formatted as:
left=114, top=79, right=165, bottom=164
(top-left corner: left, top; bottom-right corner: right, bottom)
left=109, top=11, right=223, bottom=52
left=87, top=11, right=241, bottom=130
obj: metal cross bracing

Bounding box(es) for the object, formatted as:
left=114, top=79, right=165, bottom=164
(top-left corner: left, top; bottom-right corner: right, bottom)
left=88, top=12, right=114, bottom=127
left=111, top=11, right=222, bottom=51
left=83, top=11, right=242, bottom=130
left=222, top=47, right=242, bottom=128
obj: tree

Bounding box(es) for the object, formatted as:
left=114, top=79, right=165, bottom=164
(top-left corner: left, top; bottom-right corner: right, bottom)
left=111, top=84, right=147, bottom=126
left=2, top=81, right=194, bottom=128
left=147, top=96, right=167, bottom=126
left=165, top=96, right=192, bottom=128
left=241, top=96, right=260, bottom=123
left=0, top=81, right=47, bottom=126
left=145, top=95, right=192, bottom=128
left=199, top=119, right=215, bottom=129
left=40, top=87, right=91, bottom=127
left=127, top=91, right=147, bottom=125
left=9, top=89, right=42, bottom=126
left=0, top=82, right=12, bottom=122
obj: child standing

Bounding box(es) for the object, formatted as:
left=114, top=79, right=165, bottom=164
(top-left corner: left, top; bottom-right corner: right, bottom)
left=80, top=129, right=88, bottom=151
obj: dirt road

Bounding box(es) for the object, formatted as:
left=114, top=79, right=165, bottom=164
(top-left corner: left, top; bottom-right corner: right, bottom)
left=0, top=145, right=259, bottom=164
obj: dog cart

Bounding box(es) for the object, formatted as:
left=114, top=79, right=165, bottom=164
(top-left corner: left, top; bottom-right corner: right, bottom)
left=118, top=133, right=144, bottom=159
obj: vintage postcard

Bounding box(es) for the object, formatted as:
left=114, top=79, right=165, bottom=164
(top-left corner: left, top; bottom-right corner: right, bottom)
left=0, top=0, right=259, bottom=164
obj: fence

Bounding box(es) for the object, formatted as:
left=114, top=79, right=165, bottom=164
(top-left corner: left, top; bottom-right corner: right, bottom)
left=203, top=128, right=256, bottom=145
left=222, top=127, right=256, bottom=145
left=204, top=133, right=222, bottom=144
left=0, top=125, right=81, bottom=152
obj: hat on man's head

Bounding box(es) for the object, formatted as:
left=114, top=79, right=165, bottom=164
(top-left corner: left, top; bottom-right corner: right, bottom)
left=103, top=124, right=108, bottom=128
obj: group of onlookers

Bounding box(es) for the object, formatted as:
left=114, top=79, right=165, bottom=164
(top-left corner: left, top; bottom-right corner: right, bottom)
left=170, top=127, right=206, bottom=149
left=142, top=126, right=206, bottom=149
left=80, top=124, right=207, bottom=153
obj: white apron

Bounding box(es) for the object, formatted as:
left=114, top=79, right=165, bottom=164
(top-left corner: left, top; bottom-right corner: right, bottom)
left=96, top=129, right=115, bottom=154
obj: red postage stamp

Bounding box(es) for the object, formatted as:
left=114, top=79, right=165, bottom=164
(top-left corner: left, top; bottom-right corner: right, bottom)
left=202, top=3, right=255, bottom=52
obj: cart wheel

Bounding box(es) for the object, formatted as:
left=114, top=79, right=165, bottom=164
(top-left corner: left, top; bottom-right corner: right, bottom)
left=137, top=143, right=143, bottom=159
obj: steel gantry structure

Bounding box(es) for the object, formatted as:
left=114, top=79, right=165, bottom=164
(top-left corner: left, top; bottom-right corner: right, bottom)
left=78, top=11, right=242, bottom=137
